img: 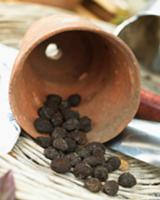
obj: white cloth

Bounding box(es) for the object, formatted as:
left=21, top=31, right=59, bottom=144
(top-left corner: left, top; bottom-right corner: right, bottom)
left=0, top=44, right=20, bottom=154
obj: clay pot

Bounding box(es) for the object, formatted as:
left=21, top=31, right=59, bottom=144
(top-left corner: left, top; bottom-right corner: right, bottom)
left=9, top=14, right=140, bottom=143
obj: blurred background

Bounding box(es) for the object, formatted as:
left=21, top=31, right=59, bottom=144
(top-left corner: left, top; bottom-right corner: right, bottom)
left=0, top=0, right=153, bottom=24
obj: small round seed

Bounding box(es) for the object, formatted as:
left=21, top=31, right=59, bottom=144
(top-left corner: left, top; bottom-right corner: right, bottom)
left=44, top=147, right=60, bottom=160
left=34, top=118, right=54, bottom=133
left=83, top=156, right=102, bottom=167
left=79, top=116, right=92, bottom=132
left=76, top=147, right=90, bottom=159
left=84, top=178, right=102, bottom=193
left=63, top=119, right=80, bottom=131
left=119, top=159, right=129, bottom=171
left=51, top=157, right=71, bottom=173
left=104, top=157, right=121, bottom=172
left=60, top=100, right=70, bottom=110
left=103, top=180, right=119, bottom=196
left=69, top=130, right=87, bottom=145
left=46, top=94, right=62, bottom=105
left=62, top=109, right=80, bottom=120
left=66, top=153, right=81, bottom=167
left=35, top=136, right=52, bottom=148
left=92, top=147, right=105, bottom=158
left=51, top=127, right=67, bottom=139
left=38, top=106, right=55, bottom=119
left=94, top=166, right=108, bottom=181
left=73, top=163, right=93, bottom=179
left=86, top=142, right=105, bottom=154
left=53, top=138, right=68, bottom=152
left=68, top=94, right=81, bottom=107
left=51, top=112, right=63, bottom=127
left=66, top=138, right=77, bottom=152
left=118, top=172, right=137, bottom=188
left=44, top=96, right=60, bottom=111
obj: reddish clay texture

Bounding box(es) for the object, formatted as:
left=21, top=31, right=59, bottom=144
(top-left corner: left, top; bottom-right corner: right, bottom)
left=9, top=14, right=140, bottom=143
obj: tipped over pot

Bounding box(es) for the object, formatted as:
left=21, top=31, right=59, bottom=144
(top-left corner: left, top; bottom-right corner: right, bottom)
left=9, top=14, right=140, bottom=143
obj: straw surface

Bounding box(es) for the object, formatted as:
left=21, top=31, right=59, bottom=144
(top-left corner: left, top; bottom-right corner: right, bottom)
left=1, top=137, right=160, bottom=200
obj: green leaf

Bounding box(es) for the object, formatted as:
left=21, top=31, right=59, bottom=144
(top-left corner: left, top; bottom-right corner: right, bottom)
left=0, top=171, right=15, bottom=200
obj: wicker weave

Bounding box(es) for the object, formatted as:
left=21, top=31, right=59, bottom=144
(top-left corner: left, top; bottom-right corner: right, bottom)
left=0, top=3, right=160, bottom=200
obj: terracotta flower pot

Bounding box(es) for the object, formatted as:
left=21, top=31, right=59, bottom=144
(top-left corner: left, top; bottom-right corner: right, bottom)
left=9, top=14, right=140, bottom=143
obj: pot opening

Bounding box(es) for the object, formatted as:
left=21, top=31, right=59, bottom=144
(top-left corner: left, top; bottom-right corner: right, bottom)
left=11, top=29, right=140, bottom=141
